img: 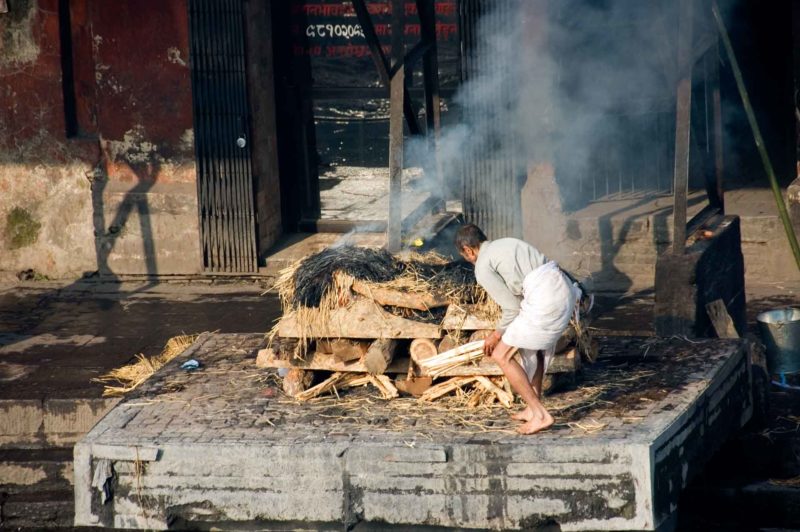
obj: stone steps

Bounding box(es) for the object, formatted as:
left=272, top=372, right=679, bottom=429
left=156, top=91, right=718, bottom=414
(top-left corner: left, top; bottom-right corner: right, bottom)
left=0, top=448, right=75, bottom=529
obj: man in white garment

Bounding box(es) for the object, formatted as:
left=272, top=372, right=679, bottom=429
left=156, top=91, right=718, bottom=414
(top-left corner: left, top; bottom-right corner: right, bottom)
left=455, top=224, right=582, bottom=435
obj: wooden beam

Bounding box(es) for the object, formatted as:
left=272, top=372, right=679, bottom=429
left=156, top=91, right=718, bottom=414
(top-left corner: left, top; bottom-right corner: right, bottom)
left=256, top=347, right=409, bottom=374
left=417, top=0, right=443, bottom=201
left=277, top=298, right=442, bottom=339
left=672, top=0, right=694, bottom=255
left=387, top=0, right=405, bottom=252
left=351, top=0, right=421, bottom=135
left=351, top=280, right=448, bottom=310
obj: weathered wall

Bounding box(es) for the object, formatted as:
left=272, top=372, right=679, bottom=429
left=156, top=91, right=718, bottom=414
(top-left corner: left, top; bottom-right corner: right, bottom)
left=0, top=0, right=97, bottom=278
left=0, top=0, right=200, bottom=278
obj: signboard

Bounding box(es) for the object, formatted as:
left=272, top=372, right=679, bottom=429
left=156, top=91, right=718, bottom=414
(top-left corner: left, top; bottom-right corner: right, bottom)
left=289, top=0, right=460, bottom=88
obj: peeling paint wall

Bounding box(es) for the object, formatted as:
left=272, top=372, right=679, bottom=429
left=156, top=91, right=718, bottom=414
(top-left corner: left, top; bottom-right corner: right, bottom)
left=0, top=0, right=200, bottom=278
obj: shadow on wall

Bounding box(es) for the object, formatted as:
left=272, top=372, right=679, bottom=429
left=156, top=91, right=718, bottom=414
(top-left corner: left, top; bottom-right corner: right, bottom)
left=90, top=161, right=159, bottom=279
left=587, top=193, right=707, bottom=297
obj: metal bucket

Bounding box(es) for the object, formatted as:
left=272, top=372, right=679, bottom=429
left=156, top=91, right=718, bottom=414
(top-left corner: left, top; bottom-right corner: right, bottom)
left=756, top=308, right=800, bottom=375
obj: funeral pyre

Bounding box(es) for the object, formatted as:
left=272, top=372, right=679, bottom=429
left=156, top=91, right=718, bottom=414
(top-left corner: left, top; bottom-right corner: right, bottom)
left=259, top=246, right=595, bottom=405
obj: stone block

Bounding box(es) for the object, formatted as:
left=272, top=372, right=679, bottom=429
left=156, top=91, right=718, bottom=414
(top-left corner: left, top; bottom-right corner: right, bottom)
left=655, top=215, right=747, bottom=338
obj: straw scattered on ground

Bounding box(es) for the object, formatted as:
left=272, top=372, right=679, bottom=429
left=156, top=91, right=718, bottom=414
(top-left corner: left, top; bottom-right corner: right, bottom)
left=93, top=334, right=199, bottom=397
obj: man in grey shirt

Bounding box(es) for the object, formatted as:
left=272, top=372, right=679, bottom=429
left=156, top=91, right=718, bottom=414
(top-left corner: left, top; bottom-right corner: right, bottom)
left=456, top=224, right=581, bottom=434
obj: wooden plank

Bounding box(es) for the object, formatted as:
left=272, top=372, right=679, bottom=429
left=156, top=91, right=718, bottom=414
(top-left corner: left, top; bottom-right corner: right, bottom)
left=441, top=304, right=496, bottom=330
left=256, top=347, right=410, bottom=374
left=387, top=0, right=405, bottom=252
left=351, top=280, right=448, bottom=310
left=277, top=298, right=441, bottom=339
left=706, top=299, right=739, bottom=338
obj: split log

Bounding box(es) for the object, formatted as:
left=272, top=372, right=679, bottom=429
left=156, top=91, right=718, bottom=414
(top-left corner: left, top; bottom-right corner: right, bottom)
left=255, top=347, right=409, bottom=374
left=475, top=376, right=513, bottom=407
left=409, top=338, right=439, bottom=364
left=272, top=336, right=302, bottom=359
left=342, top=374, right=399, bottom=399
left=316, top=339, right=334, bottom=354
left=421, top=347, right=580, bottom=377
left=419, top=376, right=479, bottom=402
left=282, top=368, right=313, bottom=397
left=706, top=299, right=739, bottom=339
left=278, top=298, right=441, bottom=339
left=329, top=339, right=370, bottom=362
left=364, top=338, right=401, bottom=374
left=394, top=375, right=433, bottom=397
left=369, top=374, right=399, bottom=399
left=294, top=372, right=347, bottom=401
left=468, top=330, right=493, bottom=343
left=438, top=333, right=465, bottom=353
left=351, top=280, right=448, bottom=311
left=255, top=347, right=277, bottom=368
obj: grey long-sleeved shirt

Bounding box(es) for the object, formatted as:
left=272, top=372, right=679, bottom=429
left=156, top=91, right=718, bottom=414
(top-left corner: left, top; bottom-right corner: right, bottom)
left=474, top=238, right=548, bottom=331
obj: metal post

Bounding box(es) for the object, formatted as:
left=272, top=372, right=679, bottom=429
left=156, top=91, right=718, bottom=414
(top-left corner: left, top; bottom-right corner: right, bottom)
left=417, top=0, right=443, bottom=205
left=711, top=43, right=725, bottom=212
left=672, top=0, right=694, bottom=255
left=387, top=0, right=405, bottom=252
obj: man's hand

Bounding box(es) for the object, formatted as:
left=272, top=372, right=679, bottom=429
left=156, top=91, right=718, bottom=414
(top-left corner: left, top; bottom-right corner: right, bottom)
left=483, top=330, right=502, bottom=357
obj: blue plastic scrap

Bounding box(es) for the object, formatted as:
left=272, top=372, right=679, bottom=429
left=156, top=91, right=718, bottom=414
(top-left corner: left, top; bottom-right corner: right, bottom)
left=180, top=359, right=202, bottom=371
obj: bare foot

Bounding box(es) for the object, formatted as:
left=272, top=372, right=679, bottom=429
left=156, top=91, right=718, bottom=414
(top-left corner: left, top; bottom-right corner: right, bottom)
left=516, top=412, right=554, bottom=435
left=511, top=408, right=533, bottom=422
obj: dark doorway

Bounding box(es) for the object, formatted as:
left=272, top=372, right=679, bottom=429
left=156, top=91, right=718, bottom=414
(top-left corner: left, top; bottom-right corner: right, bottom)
left=271, top=0, right=462, bottom=232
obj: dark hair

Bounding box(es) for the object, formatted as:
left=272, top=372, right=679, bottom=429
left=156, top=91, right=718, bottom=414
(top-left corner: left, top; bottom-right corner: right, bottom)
left=454, top=223, right=487, bottom=251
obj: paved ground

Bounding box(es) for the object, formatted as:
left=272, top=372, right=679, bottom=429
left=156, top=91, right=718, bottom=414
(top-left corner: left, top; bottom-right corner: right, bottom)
left=0, top=279, right=282, bottom=402
left=0, top=276, right=799, bottom=529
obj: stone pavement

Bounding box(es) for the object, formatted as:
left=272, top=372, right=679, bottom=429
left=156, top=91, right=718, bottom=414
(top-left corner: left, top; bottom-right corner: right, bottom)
left=74, top=333, right=752, bottom=530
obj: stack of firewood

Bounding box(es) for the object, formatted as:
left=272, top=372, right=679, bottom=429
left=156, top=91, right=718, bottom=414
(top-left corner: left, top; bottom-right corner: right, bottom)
left=256, top=285, right=591, bottom=404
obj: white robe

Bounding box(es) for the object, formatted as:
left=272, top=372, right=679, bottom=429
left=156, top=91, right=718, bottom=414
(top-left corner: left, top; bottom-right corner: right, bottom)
left=501, top=261, right=582, bottom=380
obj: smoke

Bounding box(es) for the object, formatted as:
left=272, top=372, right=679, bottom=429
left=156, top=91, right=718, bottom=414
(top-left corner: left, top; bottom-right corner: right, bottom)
left=407, top=0, right=719, bottom=218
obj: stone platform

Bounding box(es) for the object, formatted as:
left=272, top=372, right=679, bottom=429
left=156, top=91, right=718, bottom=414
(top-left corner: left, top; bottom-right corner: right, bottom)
left=74, top=333, right=753, bottom=531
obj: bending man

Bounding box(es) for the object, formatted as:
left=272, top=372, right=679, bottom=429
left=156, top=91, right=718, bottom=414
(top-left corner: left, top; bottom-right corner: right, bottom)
left=455, top=224, right=583, bottom=435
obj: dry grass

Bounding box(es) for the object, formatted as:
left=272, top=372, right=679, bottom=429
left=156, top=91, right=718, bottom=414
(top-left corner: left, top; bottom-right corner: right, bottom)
left=93, top=334, right=199, bottom=397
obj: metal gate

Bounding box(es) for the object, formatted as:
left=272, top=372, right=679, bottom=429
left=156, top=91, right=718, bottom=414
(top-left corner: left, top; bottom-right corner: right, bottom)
left=458, top=0, right=523, bottom=239
left=188, top=0, right=257, bottom=272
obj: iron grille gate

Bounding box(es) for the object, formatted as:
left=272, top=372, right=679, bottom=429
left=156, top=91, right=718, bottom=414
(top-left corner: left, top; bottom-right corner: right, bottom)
left=458, top=0, right=523, bottom=239
left=188, top=0, right=257, bottom=272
